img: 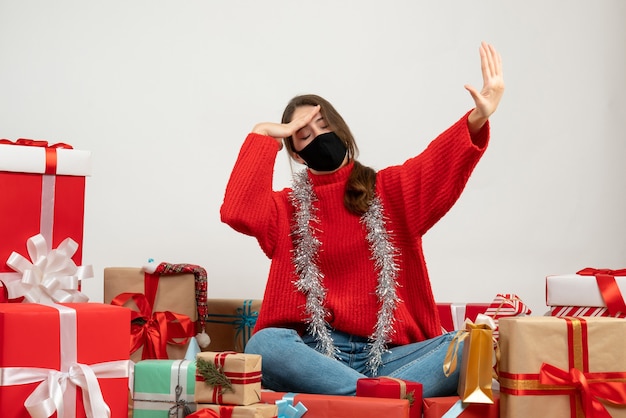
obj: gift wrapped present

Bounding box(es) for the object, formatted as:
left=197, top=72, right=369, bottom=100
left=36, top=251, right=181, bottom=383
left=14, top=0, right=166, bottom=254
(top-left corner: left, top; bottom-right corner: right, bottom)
left=422, top=392, right=500, bottom=418
left=104, top=262, right=208, bottom=362
left=437, top=294, right=531, bottom=339
left=261, top=391, right=410, bottom=418
left=0, top=139, right=91, bottom=286
left=195, top=351, right=262, bottom=406
left=546, top=268, right=626, bottom=317
left=0, top=302, right=132, bottom=417
left=437, top=303, right=491, bottom=333
left=498, top=316, right=626, bottom=417
left=194, top=404, right=277, bottom=418
left=356, top=377, right=422, bottom=418
left=204, top=299, right=261, bottom=352
left=132, top=359, right=197, bottom=418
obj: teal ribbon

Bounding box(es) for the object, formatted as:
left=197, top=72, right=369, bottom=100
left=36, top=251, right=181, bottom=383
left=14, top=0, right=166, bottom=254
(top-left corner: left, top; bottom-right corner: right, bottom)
left=276, top=393, right=307, bottom=418
left=441, top=399, right=467, bottom=418
left=205, top=300, right=258, bottom=350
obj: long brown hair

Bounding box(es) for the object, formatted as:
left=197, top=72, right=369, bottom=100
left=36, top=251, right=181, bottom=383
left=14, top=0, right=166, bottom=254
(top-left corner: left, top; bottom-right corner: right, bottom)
left=282, top=94, right=376, bottom=215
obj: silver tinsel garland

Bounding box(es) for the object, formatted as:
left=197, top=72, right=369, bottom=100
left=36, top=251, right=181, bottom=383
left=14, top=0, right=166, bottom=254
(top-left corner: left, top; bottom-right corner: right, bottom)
left=289, top=170, right=401, bottom=374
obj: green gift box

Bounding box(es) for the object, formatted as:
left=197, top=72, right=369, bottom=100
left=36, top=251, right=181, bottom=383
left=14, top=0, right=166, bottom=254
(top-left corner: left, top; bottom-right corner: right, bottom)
left=133, top=359, right=197, bottom=418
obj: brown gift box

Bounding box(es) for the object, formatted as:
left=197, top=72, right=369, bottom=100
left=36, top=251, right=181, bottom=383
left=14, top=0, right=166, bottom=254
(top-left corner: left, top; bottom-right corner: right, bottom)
left=196, top=403, right=277, bottom=418
left=498, top=316, right=626, bottom=417
left=204, top=299, right=261, bottom=352
left=104, top=267, right=198, bottom=362
left=195, top=351, right=262, bottom=406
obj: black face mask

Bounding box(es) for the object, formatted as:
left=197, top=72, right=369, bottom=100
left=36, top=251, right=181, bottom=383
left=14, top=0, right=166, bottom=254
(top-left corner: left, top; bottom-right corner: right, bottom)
left=295, top=132, right=347, bottom=172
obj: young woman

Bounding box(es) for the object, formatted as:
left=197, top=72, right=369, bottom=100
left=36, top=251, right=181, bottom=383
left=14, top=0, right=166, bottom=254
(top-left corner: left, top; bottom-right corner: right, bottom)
left=220, top=42, right=504, bottom=397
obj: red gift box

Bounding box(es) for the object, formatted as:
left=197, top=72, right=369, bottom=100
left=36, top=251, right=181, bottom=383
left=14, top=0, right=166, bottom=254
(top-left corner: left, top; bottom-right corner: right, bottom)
left=356, top=377, right=422, bottom=418
left=0, top=303, right=131, bottom=417
left=261, top=391, right=410, bottom=418
left=423, top=392, right=500, bottom=418
left=0, top=139, right=91, bottom=286
left=437, top=303, right=490, bottom=333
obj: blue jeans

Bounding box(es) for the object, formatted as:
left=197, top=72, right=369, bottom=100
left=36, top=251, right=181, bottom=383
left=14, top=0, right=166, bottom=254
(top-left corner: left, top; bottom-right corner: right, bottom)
left=244, top=327, right=461, bottom=397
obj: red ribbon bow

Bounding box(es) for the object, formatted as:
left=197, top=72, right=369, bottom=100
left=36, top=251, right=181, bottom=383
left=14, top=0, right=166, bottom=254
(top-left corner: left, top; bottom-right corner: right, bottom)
left=577, top=268, right=626, bottom=315
left=539, top=363, right=626, bottom=418
left=111, top=272, right=194, bottom=359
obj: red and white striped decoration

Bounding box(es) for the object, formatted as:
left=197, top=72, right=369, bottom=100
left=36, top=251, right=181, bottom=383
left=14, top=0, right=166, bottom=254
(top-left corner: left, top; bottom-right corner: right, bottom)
left=484, top=294, right=532, bottom=339
left=549, top=305, right=626, bottom=318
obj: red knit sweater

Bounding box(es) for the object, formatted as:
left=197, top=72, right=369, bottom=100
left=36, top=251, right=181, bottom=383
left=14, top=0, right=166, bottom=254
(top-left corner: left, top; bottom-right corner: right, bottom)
left=220, top=111, right=489, bottom=345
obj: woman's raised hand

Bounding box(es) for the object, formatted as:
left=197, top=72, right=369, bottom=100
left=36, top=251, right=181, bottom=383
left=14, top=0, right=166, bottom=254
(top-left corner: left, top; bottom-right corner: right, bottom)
left=252, top=105, right=321, bottom=149
left=466, top=42, right=505, bottom=133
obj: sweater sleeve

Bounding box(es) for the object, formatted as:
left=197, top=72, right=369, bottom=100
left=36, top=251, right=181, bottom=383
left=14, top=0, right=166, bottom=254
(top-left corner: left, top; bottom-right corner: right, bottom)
left=377, top=111, right=489, bottom=238
left=220, top=133, right=282, bottom=258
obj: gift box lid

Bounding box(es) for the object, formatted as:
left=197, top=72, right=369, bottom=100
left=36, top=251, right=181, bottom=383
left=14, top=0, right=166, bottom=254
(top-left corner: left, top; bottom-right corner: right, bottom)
left=0, top=140, right=91, bottom=176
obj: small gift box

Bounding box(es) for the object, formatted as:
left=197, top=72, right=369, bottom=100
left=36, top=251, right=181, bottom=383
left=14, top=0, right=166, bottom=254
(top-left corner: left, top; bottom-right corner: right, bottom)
left=194, top=351, right=262, bottom=406
left=195, top=404, right=277, bottom=418
left=104, top=262, right=208, bottom=362
left=437, top=294, right=531, bottom=339
left=204, top=299, right=261, bottom=352
left=498, top=316, right=626, bottom=417
left=0, top=303, right=131, bottom=417
left=356, top=377, right=422, bottom=418
left=261, top=391, right=410, bottom=418
left=546, top=268, right=626, bottom=317
left=422, top=392, right=500, bottom=418
left=437, top=303, right=490, bottom=333
left=132, top=359, right=197, bottom=418
left=0, top=139, right=91, bottom=284
left=444, top=315, right=497, bottom=404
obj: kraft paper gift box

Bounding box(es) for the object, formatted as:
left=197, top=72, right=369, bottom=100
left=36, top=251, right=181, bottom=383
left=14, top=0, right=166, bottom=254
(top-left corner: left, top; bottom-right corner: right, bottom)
left=132, top=359, right=197, bottom=418
left=0, top=139, right=91, bottom=291
left=194, top=404, right=277, bottom=418
left=195, top=352, right=262, bottom=406
left=0, top=302, right=132, bottom=418
left=546, top=268, right=626, bottom=318
left=261, top=391, right=410, bottom=418
left=204, top=299, right=261, bottom=352
left=498, top=316, right=626, bottom=418
left=422, top=392, right=500, bottom=418
left=104, top=265, right=204, bottom=362
left=356, top=377, right=422, bottom=418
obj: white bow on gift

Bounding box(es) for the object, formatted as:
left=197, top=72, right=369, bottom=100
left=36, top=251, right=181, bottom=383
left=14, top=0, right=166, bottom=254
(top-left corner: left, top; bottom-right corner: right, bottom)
left=5, top=234, right=92, bottom=304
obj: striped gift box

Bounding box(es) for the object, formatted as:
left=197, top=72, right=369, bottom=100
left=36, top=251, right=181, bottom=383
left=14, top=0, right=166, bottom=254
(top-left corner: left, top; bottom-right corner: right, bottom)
left=483, top=294, right=532, bottom=339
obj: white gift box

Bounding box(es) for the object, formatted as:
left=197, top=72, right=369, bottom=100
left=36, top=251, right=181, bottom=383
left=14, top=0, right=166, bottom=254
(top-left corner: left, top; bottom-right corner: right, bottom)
left=546, top=272, right=626, bottom=308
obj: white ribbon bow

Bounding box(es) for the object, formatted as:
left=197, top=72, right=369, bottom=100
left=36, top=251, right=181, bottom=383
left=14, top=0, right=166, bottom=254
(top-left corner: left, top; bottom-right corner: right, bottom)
left=1, top=360, right=131, bottom=418
left=5, top=234, right=92, bottom=303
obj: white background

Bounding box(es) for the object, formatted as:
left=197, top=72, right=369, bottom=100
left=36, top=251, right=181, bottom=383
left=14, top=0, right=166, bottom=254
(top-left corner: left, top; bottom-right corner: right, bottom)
left=1, top=1, right=624, bottom=316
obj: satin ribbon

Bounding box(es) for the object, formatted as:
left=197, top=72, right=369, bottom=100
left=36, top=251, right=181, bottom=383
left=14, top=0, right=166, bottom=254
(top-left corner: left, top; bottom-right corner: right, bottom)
left=276, top=393, right=308, bottom=418
left=5, top=234, right=92, bottom=304
left=0, top=138, right=73, bottom=175
left=443, top=314, right=498, bottom=377
left=577, top=268, right=626, bottom=315
left=0, top=304, right=131, bottom=418
left=0, top=280, right=25, bottom=302
left=111, top=292, right=194, bottom=359
left=205, top=299, right=259, bottom=350
left=539, top=363, right=626, bottom=418
left=441, top=399, right=468, bottom=418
